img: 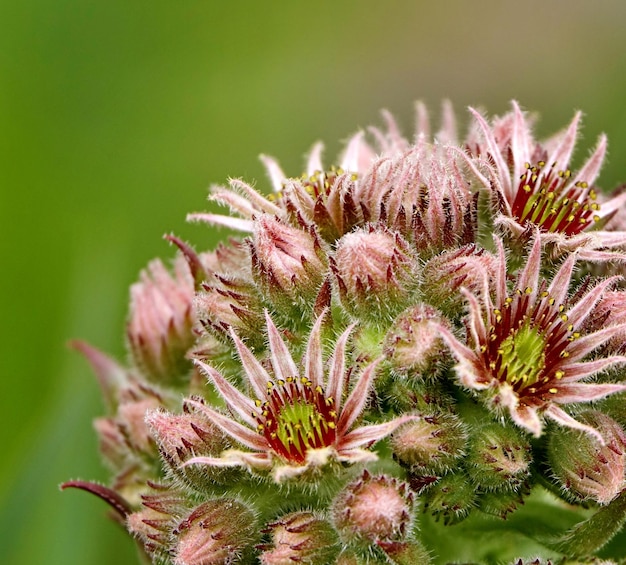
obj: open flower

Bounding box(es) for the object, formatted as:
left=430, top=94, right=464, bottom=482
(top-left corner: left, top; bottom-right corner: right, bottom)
left=439, top=235, right=626, bottom=440
left=183, top=310, right=414, bottom=481
left=465, top=101, right=626, bottom=260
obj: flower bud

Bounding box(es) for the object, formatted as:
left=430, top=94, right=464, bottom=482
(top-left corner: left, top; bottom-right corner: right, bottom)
left=250, top=214, right=328, bottom=309
left=478, top=485, right=529, bottom=519
left=259, top=511, right=339, bottom=565
left=146, top=404, right=234, bottom=490
left=422, top=471, right=476, bottom=525
left=422, top=244, right=499, bottom=314
left=548, top=410, right=626, bottom=505
left=332, top=470, right=416, bottom=545
left=391, top=410, right=467, bottom=474
left=93, top=417, right=131, bottom=471
left=127, top=256, right=196, bottom=384
left=332, top=225, right=419, bottom=321
left=376, top=540, right=432, bottom=565
left=466, top=423, right=532, bottom=492
left=173, top=498, right=256, bottom=565
left=384, top=304, right=449, bottom=374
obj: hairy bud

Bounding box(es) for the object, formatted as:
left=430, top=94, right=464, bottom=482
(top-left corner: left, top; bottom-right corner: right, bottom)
left=548, top=410, right=626, bottom=505
left=422, top=471, right=476, bottom=525
left=259, top=511, right=339, bottom=565
left=332, top=470, right=416, bottom=545
left=332, top=225, right=419, bottom=321
left=465, top=423, right=532, bottom=492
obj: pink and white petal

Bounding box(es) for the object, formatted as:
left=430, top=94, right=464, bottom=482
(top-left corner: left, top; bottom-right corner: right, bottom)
left=415, top=100, right=431, bottom=139
left=264, top=311, right=299, bottom=382
left=184, top=398, right=268, bottom=451
left=436, top=99, right=458, bottom=145
left=306, top=142, right=324, bottom=177
left=194, top=360, right=258, bottom=427
left=545, top=111, right=581, bottom=174
left=460, top=287, right=488, bottom=348
left=335, top=448, right=379, bottom=464
left=552, top=382, right=626, bottom=404
left=450, top=146, right=492, bottom=192
left=228, top=178, right=282, bottom=216
left=187, top=213, right=254, bottom=233
left=577, top=248, right=626, bottom=263
left=545, top=404, right=604, bottom=444
left=546, top=253, right=577, bottom=305
left=183, top=450, right=272, bottom=470
left=570, top=134, right=607, bottom=189
left=338, top=415, right=419, bottom=451
left=510, top=404, right=543, bottom=437
left=340, top=131, right=375, bottom=174
left=516, top=234, right=542, bottom=301
left=565, top=277, right=621, bottom=327
left=229, top=328, right=272, bottom=399
left=326, top=323, right=357, bottom=409
left=566, top=322, right=626, bottom=361
left=468, top=107, right=511, bottom=198
left=259, top=154, right=287, bottom=193
left=597, top=191, right=626, bottom=219
left=510, top=101, right=533, bottom=182
left=210, top=186, right=258, bottom=218
left=561, top=356, right=626, bottom=382
left=303, top=309, right=327, bottom=389
left=336, top=358, right=382, bottom=436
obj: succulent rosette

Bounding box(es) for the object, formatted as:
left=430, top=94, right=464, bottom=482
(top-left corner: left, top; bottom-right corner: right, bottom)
left=63, top=101, right=626, bottom=564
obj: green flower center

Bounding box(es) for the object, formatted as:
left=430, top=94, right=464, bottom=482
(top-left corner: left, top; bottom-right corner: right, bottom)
left=496, top=320, right=546, bottom=389
left=256, top=378, right=337, bottom=464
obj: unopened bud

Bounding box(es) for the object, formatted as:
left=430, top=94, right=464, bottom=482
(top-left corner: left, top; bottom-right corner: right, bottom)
left=332, top=225, right=419, bottom=321
left=146, top=405, right=233, bottom=490
left=127, top=256, right=196, bottom=384
left=422, top=471, right=476, bottom=525
left=94, top=417, right=131, bottom=471
left=377, top=540, right=432, bottom=565
left=391, top=410, right=467, bottom=474
left=173, top=498, right=256, bottom=565
left=479, top=484, right=529, bottom=519
left=259, top=511, right=339, bottom=565
left=422, top=244, right=498, bottom=314
left=332, top=470, right=416, bottom=545
left=384, top=304, right=449, bottom=374
left=250, top=214, right=328, bottom=309
left=466, top=423, right=532, bottom=492
left=548, top=410, right=626, bottom=505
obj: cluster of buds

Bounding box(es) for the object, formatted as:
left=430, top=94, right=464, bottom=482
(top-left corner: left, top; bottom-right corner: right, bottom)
left=64, top=101, right=626, bottom=564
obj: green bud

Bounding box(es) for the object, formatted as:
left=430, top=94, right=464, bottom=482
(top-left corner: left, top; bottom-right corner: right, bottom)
left=422, top=471, right=476, bottom=525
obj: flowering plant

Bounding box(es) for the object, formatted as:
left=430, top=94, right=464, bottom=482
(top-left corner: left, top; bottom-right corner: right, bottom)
left=63, top=101, right=626, bottom=564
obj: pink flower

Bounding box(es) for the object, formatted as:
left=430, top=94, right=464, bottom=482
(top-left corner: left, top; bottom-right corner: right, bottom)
left=183, top=310, right=414, bottom=482
left=438, top=235, right=626, bottom=441
left=465, top=101, right=626, bottom=260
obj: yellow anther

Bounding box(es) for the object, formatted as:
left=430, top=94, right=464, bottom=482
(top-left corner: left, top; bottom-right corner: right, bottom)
left=327, top=422, right=336, bottom=429
left=559, top=351, right=570, bottom=358
left=555, top=370, right=564, bottom=379
left=560, top=314, right=568, bottom=322
left=538, top=161, right=546, bottom=167
left=525, top=287, right=532, bottom=294
left=549, top=388, right=558, bottom=394
left=255, top=399, right=262, bottom=407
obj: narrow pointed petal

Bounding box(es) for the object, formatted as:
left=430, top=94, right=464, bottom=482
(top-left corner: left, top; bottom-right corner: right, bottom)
left=211, top=186, right=258, bottom=218
left=335, top=448, right=379, bottom=463
left=184, top=398, right=268, bottom=451
left=60, top=480, right=131, bottom=519
left=562, top=356, right=626, bottom=382
left=194, top=360, right=258, bottom=427
left=511, top=404, right=543, bottom=437
left=516, top=235, right=542, bottom=301
left=546, top=253, right=577, bottom=305
left=306, top=142, right=324, bottom=176
left=183, top=451, right=272, bottom=470
left=326, top=323, right=356, bottom=409
left=545, top=404, right=604, bottom=444
left=259, top=154, right=287, bottom=193
left=510, top=101, right=532, bottom=181
left=228, top=178, right=283, bottom=216
left=437, top=99, right=457, bottom=144
left=338, top=415, right=418, bottom=451
left=187, top=213, right=254, bottom=233
left=414, top=100, right=430, bottom=139
left=566, top=322, right=626, bottom=361
left=337, top=358, right=382, bottom=435
left=460, top=287, right=488, bottom=348
left=572, top=134, right=607, bottom=188
left=546, top=111, right=581, bottom=172
left=265, top=311, right=299, bottom=382
left=565, top=276, right=621, bottom=327
left=552, top=382, right=626, bottom=404
left=229, top=328, right=271, bottom=399
left=468, top=107, right=511, bottom=197
left=304, top=310, right=327, bottom=388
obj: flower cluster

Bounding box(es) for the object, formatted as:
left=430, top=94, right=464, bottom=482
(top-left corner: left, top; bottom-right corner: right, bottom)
left=64, top=102, right=626, bottom=564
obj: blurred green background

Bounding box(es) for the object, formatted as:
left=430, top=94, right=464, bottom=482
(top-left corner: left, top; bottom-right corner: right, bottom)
left=2, top=1, right=626, bottom=563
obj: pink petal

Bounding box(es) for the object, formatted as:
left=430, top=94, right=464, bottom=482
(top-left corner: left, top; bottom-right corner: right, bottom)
left=336, top=358, right=381, bottom=435
left=185, top=398, right=268, bottom=451
left=228, top=178, right=282, bottom=216
left=510, top=404, right=543, bottom=437
left=186, top=213, right=254, bottom=233
left=545, top=111, right=581, bottom=173
left=565, top=276, right=620, bottom=328
left=194, top=360, right=258, bottom=427
left=414, top=100, right=430, bottom=139
left=338, top=414, right=418, bottom=451
left=259, top=154, right=287, bottom=193
left=229, top=328, right=271, bottom=399
left=303, top=309, right=327, bottom=389
left=306, top=142, right=324, bottom=176
left=516, top=234, right=542, bottom=301
left=326, top=323, right=356, bottom=409
left=437, top=99, right=457, bottom=145
left=562, top=356, right=626, bottom=382
left=546, top=252, right=577, bottom=306
left=566, top=322, right=626, bottom=361
left=510, top=101, right=533, bottom=183
left=571, top=134, right=607, bottom=189
left=265, top=311, right=299, bottom=382
left=545, top=404, right=604, bottom=444
left=552, top=382, right=626, bottom=404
